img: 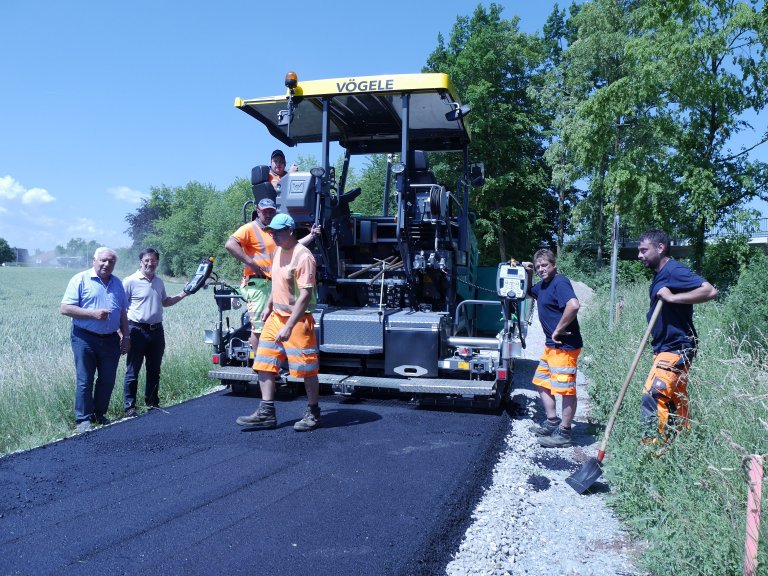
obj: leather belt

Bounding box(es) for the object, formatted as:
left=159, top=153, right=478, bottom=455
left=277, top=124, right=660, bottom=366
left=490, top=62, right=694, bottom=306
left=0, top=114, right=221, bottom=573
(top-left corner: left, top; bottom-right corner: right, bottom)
left=130, top=321, right=163, bottom=331
left=76, top=326, right=118, bottom=338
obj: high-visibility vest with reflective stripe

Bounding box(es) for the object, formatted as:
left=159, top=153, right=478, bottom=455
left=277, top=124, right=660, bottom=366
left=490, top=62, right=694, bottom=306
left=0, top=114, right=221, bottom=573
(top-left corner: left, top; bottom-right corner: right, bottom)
left=247, top=221, right=276, bottom=280
left=271, top=244, right=316, bottom=317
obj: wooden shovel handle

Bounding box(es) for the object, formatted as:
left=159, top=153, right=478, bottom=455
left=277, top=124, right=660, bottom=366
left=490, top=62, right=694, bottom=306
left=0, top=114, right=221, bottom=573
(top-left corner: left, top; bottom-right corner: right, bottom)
left=597, top=299, right=663, bottom=461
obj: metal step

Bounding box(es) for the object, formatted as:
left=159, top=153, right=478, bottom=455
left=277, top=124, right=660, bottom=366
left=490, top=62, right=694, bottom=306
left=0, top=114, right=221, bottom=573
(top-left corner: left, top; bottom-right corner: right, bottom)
left=327, top=374, right=497, bottom=396
left=210, top=368, right=498, bottom=397
left=208, top=367, right=258, bottom=382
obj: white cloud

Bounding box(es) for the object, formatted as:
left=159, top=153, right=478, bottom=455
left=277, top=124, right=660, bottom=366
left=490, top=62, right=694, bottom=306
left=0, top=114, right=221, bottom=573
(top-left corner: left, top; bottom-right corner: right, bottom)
left=0, top=175, right=56, bottom=205
left=108, top=186, right=147, bottom=203
left=0, top=175, right=24, bottom=199
left=22, top=187, right=55, bottom=204
left=0, top=206, right=7, bottom=213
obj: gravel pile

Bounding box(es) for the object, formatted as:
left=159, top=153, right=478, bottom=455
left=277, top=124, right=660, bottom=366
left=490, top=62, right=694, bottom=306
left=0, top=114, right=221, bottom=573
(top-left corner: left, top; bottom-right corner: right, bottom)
left=445, top=282, right=650, bottom=576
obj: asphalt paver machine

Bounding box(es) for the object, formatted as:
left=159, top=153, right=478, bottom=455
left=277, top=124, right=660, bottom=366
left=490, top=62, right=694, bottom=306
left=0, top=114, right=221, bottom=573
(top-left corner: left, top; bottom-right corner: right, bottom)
left=206, top=72, right=530, bottom=408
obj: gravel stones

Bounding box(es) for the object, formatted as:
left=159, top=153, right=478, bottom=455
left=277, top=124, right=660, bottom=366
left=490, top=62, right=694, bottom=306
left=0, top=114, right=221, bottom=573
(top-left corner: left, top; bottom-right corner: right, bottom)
left=445, top=282, right=649, bottom=576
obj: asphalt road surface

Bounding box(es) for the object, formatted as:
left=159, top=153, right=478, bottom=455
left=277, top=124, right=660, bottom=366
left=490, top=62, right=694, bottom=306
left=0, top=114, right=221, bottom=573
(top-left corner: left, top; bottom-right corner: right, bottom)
left=0, top=389, right=512, bottom=576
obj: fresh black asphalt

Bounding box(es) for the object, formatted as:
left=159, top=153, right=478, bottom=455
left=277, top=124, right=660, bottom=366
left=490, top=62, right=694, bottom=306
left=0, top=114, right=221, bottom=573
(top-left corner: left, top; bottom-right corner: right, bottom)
left=0, top=388, right=514, bottom=575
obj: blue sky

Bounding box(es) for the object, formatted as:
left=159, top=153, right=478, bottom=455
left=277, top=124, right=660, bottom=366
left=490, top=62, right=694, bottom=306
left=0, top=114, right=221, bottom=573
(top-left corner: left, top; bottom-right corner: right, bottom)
left=1, top=1, right=765, bottom=253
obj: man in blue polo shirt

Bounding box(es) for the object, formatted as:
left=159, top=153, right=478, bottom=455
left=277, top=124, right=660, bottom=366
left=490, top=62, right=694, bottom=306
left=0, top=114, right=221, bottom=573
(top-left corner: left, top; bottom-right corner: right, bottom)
left=60, top=247, right=130, bottom=433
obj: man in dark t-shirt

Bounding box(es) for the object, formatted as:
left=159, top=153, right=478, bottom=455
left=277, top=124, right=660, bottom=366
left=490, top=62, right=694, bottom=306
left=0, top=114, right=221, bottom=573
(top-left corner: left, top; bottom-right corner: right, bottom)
left=524, top=249, right=583, bottom=448
left=637, top=230, right=718, bottom=441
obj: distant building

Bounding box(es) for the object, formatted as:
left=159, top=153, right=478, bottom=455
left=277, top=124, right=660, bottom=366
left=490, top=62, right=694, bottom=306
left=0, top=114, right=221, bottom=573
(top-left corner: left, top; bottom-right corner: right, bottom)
left=9, top=247, right=30, bottom=265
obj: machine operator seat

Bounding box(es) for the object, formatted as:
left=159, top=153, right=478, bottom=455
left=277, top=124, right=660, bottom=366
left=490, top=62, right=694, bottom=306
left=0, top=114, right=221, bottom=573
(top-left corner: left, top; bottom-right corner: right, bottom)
left=408, top=150, right=437, bottom=186
left=251, top=165, right=278, bottom=205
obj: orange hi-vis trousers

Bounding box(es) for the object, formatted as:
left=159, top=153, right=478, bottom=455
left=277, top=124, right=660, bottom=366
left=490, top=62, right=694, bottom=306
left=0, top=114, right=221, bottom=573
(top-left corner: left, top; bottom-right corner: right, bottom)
left=641, top=351, right=691, bottom=439
left=532, top=347, right=581, bottom=396
left=252, top=313, right=319, bottom=379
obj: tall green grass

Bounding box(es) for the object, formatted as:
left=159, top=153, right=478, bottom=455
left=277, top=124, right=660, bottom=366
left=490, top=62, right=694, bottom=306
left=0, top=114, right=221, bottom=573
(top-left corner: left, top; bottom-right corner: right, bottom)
left=582, top=284, right=768, bottom=575
left=0, top=267, right=232, bottom=455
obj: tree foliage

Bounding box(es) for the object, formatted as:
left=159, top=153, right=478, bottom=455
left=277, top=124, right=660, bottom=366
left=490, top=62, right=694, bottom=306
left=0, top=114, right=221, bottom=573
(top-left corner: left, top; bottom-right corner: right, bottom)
left=126, top=181, right=248, bottom=280
left=55, top=238, right=102, bottom=258
left=425, top=3, right=556, bottom=264
left=540, top=0, right=767, bottom=271
left=349, top=154, right=392, bottom=216
left=0, top=238, right=14, bottom=263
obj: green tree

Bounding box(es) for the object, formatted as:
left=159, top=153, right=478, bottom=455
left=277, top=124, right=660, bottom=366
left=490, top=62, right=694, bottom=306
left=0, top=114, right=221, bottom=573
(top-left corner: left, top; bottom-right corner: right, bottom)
left=541, top=0, right=675, bottom=267
left=652, top=0, right=768, bottom=270
left=0, top=238, right=14, bottom=263
left=142, top=182, right=220, bottom=277
left=538, top=2, right=583, bottom=255
left=349, top=154, right=392, bottom=216
left=425, top=3, right=556, bottom=264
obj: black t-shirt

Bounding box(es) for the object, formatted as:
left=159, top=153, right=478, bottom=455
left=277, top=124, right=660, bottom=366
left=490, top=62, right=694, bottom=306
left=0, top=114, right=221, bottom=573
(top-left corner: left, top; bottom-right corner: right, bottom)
left=648, top=259, right=706, bottom=354
left=530, top=273, right=583, bottom=350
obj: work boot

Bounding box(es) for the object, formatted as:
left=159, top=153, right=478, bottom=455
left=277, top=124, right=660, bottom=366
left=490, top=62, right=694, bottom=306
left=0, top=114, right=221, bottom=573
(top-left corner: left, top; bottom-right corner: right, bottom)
left=538, top=426, right=573, bottom=448
left=528, top=417, right=561, bottom=437
left=293, top=405, right=321, bottom=432
left=236, top=403, right=277, bottom=429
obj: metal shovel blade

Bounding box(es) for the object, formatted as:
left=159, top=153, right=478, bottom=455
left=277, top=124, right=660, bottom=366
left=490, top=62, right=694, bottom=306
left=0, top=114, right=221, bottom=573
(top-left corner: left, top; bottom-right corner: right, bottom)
left=565, top=458, right=602, bottom=494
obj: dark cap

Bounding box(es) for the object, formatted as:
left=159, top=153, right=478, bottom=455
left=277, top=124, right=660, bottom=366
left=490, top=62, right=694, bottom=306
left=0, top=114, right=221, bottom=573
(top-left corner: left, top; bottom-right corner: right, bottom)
left=257, top=198, right=277, bottom=211
left=271, top=149, right=286, bottom=161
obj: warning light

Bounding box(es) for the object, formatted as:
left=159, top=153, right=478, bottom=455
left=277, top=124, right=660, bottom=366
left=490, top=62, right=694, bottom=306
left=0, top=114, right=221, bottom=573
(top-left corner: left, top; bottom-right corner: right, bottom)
left=212, top=354, right=220, bottom=365
left=496, top=369, right=507, bottom=380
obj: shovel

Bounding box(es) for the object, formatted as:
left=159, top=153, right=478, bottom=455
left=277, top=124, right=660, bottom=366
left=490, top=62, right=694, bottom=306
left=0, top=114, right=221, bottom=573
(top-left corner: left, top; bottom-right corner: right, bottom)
left=565, top=299, right=663, bottom=494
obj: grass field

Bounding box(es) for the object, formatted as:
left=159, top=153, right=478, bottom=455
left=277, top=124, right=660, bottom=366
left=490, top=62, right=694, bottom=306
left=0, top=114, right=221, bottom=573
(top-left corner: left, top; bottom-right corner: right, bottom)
left=0, top=266, right=230, bottom=455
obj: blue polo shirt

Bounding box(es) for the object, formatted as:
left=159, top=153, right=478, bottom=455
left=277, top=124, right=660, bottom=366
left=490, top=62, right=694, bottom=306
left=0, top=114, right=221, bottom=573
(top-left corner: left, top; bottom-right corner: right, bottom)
left=61, top=269, right=128, bottom=334
left=530, top=273, right=583, bottom=350
left=648, top=259, right=706, bottom=354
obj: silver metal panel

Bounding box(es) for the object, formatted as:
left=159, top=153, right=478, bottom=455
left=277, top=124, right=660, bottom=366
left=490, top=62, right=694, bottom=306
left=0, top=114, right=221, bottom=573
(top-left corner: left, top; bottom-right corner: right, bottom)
left=338, top=374, right=497, bottom=396
left=321, top=308, right=386, bottom=351
left=317, top=373, right=352, bottom=385
left=208, top=367, right=258, bottom=381
left=386, top=309, right=446, bottom=329
left=320, top=344, right=383, bottom=354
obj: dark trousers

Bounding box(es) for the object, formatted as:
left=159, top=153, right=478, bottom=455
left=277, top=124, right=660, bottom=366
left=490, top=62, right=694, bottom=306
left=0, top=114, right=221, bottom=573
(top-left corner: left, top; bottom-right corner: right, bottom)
left=71, top=327, right=121, bottom=423
left=123, top=325, right=165, bottom=409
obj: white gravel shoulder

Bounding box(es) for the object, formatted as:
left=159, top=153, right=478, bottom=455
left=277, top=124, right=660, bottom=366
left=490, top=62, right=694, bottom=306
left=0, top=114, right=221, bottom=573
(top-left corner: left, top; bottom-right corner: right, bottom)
left=445, top=281, right=649, bottom=576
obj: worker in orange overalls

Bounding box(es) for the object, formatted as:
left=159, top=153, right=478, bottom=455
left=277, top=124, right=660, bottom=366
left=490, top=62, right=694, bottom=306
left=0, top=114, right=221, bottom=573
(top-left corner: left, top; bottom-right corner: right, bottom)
left=225, top=199, right=318, bottom=353
left=236, top=213, right=321, bottom=432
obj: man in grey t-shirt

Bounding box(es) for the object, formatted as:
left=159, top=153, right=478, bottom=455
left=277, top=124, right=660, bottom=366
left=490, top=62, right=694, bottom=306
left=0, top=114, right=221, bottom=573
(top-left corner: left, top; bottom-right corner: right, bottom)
left=122, top=248, right=192, bottom=417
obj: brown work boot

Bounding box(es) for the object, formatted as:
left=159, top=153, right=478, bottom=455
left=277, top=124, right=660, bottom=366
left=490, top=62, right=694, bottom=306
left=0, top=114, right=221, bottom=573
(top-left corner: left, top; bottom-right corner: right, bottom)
left=538, top=426, right=573, bottom=448
left=528, top=417, right=561, bottom=437
left=236, top=403, right=277, bottom=429
left=293, top=405, right=321, bottom=432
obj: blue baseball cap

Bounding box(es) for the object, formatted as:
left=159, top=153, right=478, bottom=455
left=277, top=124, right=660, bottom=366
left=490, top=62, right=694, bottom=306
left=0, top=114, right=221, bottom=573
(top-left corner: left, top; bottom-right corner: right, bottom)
left=257, top=198, right=276, bottom=211
left=266, top=213, right=295, bottom=231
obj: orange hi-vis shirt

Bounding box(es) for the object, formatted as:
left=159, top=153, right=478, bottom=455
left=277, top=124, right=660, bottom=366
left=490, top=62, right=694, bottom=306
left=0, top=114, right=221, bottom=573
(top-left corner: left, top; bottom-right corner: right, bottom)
left=268, top=170, right=283, bottom=190
left=270, top=242, right=316, bottom=317
left=232, top=220, right=276, bottom=280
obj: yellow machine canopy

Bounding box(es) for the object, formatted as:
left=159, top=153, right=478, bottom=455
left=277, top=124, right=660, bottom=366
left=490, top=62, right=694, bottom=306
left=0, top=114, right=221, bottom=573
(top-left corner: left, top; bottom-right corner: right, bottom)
left=235, top=73, right=471, bottom=154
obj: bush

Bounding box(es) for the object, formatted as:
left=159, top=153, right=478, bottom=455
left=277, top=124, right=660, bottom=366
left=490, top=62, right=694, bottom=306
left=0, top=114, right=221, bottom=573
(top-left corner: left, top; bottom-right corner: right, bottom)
left=702, top=235, right=758, bottom=292
left=722, top=252, right=768, bottom=341
left=556, top=248, right=648, bottom=292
